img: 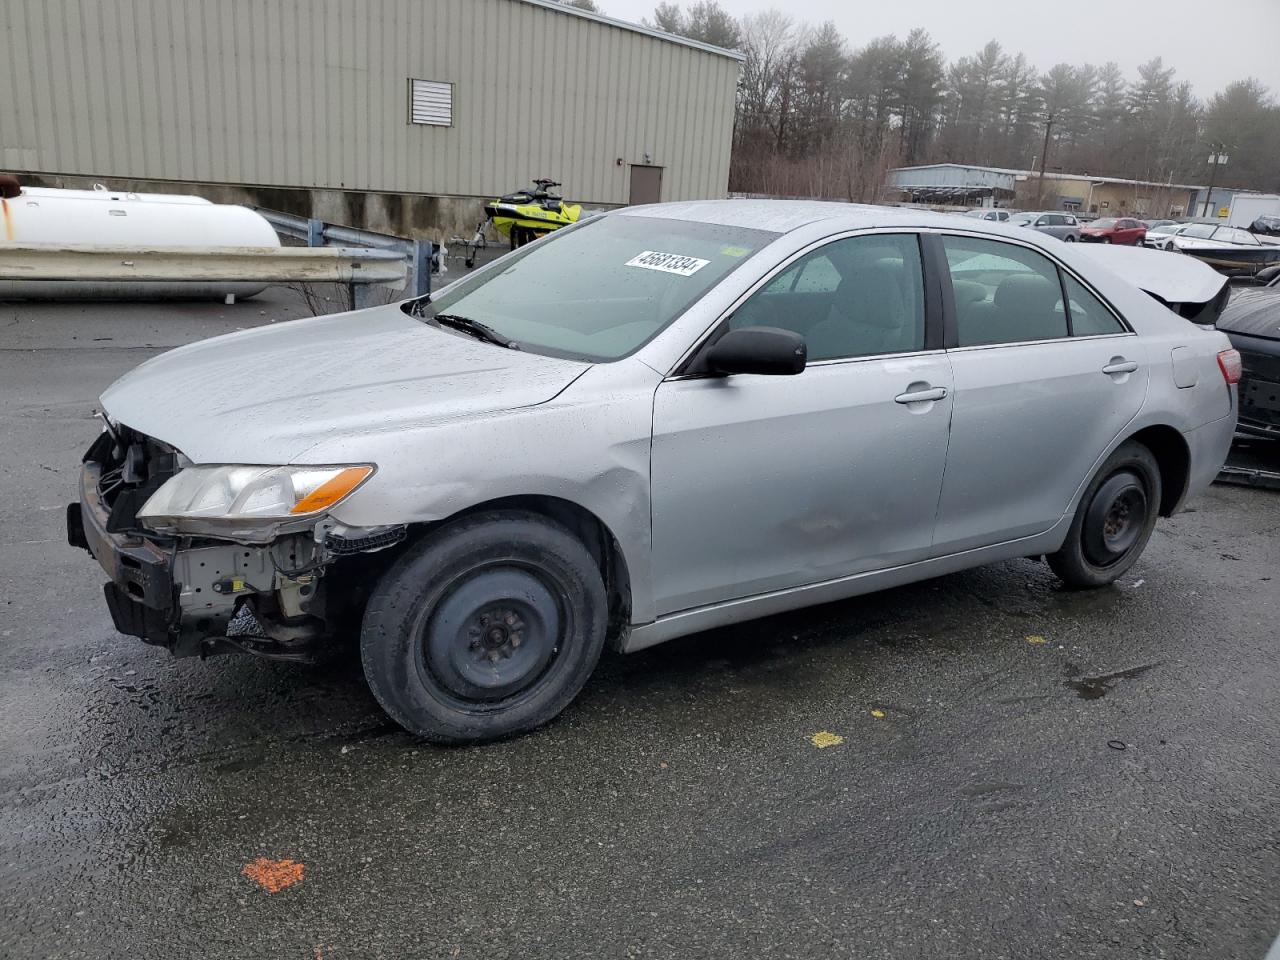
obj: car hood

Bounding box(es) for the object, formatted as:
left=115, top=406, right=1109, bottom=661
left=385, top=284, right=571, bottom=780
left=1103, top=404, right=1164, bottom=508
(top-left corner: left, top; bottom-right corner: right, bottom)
left=100, top=304, right=590, bottom=463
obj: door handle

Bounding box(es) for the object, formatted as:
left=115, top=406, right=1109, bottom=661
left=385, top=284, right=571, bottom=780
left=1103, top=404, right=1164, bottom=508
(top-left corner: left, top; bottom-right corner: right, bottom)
left=894, top=386, right=948, bottom=404
left=1102, top=360, right=1138, bottom=375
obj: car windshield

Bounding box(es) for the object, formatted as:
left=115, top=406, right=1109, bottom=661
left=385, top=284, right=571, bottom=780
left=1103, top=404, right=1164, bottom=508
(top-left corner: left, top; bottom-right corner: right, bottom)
left=1179, top=223, right=1218, bottom=239
left=1010, top=214, right=1035, bottom=225
left=1091, top=218, right=1118, bottom=228
left=1148, top=224, right=1180, bottom=235
left=414, top=215, right=778, bottom=361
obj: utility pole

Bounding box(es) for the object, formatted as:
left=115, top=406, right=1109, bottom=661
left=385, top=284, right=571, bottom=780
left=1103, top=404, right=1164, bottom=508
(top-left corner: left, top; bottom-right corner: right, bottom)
left=1035, top=114, right=1055, bottom=207
left=1201, top=146, right=1228, bottom=218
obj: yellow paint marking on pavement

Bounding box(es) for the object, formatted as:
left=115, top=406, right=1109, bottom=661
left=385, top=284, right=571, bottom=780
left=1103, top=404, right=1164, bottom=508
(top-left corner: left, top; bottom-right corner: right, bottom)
left=870, top=709, right=886, bottom=719
left=1026, top=635, right=1048, bottom=645
left=810, top=731, right=844, bottom=749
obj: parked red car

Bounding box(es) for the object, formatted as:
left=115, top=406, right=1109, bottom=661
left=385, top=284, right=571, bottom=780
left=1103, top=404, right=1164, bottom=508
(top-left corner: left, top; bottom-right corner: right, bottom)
left=1080, top=217, right=1147, bottom=245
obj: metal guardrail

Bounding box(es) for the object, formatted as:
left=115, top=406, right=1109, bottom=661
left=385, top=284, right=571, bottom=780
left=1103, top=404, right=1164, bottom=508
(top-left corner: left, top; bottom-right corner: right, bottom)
left=0, top=243, right=408, bottom=287
left=252, top=207, right=435, bottom=303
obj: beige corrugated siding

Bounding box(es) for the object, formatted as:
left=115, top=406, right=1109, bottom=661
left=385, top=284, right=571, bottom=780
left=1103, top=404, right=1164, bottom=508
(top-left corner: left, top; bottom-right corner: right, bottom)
left=0, top=0, right=740, bottom=204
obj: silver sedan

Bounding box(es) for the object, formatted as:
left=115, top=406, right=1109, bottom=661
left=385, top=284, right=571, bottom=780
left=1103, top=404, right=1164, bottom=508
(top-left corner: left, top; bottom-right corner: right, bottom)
left=73, top=201, right=1240, bottom=742
left=1010, top=210, right=1082, bottom=242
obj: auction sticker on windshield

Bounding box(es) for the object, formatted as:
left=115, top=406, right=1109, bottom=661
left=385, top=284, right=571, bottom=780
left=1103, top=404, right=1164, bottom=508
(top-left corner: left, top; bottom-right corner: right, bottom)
left=625, top=251, right=710, bottom=276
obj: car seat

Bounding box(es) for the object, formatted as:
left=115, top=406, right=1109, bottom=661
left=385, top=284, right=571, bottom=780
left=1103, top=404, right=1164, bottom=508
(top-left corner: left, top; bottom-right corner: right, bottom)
left=805, top=263, right=917, bottom=359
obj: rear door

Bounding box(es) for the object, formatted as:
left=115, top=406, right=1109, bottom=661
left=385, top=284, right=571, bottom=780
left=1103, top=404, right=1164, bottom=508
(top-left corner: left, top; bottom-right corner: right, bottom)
left=932, top=233, right=1147, bottom=553
left=649, top=232, right=953, bottom=615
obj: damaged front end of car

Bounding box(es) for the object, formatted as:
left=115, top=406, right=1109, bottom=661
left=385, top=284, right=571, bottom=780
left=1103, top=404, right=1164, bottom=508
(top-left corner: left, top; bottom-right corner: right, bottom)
left=67, top=421, right=403, bottom=661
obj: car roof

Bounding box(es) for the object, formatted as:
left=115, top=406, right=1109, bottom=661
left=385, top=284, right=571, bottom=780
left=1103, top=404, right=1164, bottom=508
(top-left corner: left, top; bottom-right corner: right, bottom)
left=615, top=199, right=1022, bottom=237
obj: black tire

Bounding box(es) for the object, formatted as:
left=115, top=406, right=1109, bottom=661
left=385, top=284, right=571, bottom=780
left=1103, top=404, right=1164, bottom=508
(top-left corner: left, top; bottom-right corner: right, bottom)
left=361, top=510, right=608, bottom=744
left=1047, top=441, right=1162, bottom=589
left=1064, top=235, right=1076, bottom=242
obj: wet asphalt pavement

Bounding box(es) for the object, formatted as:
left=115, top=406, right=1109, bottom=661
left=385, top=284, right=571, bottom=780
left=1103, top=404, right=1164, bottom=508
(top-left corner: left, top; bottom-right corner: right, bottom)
left=1, top=292, right=1278, bottom=959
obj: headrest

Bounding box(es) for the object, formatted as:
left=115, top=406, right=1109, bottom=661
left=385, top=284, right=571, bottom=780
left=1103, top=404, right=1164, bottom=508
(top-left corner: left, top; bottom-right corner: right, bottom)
left=836, top=265, right=904, bottom=329
left=951, top=279, right=987, bottom=305
left=994, top=273, right=1059, bottom=316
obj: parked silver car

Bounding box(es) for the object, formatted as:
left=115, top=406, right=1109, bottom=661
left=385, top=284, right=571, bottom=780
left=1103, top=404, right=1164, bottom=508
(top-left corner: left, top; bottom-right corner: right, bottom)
left=1011, top=211, right=1082, bottom=242
left=69, top=201, right=1240, bottom=743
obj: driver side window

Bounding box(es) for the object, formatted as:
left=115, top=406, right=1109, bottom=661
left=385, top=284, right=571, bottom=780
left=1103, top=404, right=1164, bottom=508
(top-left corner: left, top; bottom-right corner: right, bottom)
left=731, top=234, right=926, bottom=361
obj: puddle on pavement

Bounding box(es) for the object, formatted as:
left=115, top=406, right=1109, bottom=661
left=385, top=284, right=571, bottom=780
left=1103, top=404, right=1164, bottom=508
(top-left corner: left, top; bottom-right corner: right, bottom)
left=1064, top=662, right=1162, bottom=700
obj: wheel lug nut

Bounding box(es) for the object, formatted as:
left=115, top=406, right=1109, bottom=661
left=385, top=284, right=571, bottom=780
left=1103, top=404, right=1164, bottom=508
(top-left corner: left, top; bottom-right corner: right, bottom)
left=511, top=636, right=522, bottom=648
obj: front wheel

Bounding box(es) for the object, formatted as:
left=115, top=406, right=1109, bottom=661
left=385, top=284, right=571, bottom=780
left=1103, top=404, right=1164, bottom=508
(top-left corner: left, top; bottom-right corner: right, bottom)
left=361, top=511, right=608, bottom=743
left=1048, top=441, right=1162, bottom=589
left=1064, top=235, right=1076, bottom=242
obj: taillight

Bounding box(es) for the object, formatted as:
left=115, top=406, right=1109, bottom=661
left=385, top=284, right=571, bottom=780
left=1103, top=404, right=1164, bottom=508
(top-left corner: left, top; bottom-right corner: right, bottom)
left=1217, top=348, right=1242, bottom=385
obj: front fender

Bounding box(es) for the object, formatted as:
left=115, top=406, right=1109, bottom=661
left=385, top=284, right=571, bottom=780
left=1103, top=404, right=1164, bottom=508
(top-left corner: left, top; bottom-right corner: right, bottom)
left=300, top=359, right=662, bottom=624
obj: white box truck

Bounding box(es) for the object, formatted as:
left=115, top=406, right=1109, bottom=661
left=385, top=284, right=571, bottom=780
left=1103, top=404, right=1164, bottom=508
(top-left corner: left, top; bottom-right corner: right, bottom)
left=1227, top=193, right=1280, bottom=228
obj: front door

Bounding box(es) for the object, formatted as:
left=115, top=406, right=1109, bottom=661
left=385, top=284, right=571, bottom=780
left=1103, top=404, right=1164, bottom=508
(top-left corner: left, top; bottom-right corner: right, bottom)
left=933, top=233, right=1147, bottom=553
left=629, top=165, right=663, bottom=205
left=649, top=232, right=953, bottom=616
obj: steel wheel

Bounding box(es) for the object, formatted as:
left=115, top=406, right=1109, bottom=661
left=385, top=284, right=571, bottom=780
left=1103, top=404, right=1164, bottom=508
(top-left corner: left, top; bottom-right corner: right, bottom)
left=1047, top=441, right=1162, bottom=589
left=361, top=510, right=609, bottom=743
left=1081, top=471, right=1149, bottom=568
left=418, top=564, right=563, bottom=706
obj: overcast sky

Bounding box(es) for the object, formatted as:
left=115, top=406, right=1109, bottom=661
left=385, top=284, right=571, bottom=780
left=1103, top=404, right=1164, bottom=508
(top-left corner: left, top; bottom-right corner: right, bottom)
left=599, top=0, right=1280, bottom=99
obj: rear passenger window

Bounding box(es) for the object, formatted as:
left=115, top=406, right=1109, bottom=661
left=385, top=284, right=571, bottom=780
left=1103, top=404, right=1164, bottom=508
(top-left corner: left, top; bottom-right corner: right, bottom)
left=1062, top=274, right=1124, bottom=335
left=942, top=236, right=1068, bottom=346
left=731, top=234, right=926, bottom=361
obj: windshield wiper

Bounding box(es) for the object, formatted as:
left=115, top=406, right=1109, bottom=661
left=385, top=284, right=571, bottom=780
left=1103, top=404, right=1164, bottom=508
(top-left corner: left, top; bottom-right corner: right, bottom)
left=430, top=313, right=520, bottom=350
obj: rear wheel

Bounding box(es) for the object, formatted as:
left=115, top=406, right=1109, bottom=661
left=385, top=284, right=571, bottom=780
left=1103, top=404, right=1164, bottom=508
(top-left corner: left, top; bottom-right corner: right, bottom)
left=1047, top=441, right=1162, bottom=589
left=361, top=511, right=608, bottom=743
left=1064, top=235, right=1076, bottom=242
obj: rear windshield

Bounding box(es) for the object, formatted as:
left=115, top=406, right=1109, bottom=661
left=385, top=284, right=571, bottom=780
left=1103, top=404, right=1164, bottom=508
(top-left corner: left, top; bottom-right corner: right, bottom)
left=414, top=215, right=778, bottom=361
left=1091, top=219, right=1118, bottom=228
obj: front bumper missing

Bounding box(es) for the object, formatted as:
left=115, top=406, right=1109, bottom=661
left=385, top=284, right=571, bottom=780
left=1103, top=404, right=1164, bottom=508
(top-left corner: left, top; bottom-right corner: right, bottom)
left=71, top=454, right=407, bottom=659
left=71, top=460, right=321, bottom=657
left=70, top=461, right=184, bottom=647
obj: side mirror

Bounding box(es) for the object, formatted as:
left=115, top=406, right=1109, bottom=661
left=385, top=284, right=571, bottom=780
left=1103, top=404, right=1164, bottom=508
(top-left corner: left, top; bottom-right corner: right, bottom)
left=706, top=326, right=806, bottom=376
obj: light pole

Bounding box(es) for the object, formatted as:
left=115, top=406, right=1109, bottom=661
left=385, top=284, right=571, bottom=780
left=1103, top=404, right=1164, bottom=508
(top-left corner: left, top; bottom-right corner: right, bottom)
left=1035, top=113, right=1055, bottom=208
left=1201, top=147, right=1229, bottom=218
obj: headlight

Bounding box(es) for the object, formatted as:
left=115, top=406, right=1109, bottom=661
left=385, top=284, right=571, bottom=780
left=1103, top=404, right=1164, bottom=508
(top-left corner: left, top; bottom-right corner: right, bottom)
left=138, top=464, right=374, bottom=536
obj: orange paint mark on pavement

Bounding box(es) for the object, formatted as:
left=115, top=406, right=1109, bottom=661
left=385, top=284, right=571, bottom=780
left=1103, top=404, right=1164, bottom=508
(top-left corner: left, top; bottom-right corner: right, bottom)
left=242, top=857, right=305, bottom=892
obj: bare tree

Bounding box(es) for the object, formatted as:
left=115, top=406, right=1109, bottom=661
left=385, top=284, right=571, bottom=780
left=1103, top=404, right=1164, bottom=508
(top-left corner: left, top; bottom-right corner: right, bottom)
left=727, top=17, right=1280, bottom=199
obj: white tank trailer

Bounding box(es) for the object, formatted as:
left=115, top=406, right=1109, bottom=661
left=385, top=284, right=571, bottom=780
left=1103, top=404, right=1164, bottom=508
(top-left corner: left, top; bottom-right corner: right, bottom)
left=0, top=176, right=281, bottom=300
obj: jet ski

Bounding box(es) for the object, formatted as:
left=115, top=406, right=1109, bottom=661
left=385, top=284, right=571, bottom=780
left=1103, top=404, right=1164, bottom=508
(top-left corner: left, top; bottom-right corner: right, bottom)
left=483, top=179, right=581, bottom=248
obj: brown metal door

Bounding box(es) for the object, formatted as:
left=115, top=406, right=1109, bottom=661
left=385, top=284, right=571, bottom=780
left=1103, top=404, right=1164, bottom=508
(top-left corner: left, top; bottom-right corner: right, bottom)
left=629, top=165, right=663, bottom=205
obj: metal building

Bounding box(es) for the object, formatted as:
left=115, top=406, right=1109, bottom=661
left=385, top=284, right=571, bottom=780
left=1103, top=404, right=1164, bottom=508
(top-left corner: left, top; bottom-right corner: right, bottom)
left=1, top=0, right=743, bottom=236
left=888, top=164, right=1204, bottom=219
